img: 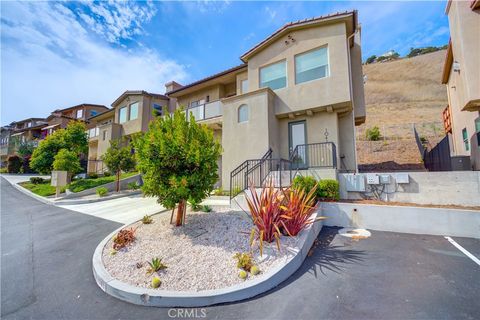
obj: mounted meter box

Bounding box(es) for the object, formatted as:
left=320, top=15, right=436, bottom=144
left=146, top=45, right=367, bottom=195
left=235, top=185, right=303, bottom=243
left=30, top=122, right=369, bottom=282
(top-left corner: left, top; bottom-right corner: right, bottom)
left=366, top=174, right=380, bottom=185
left=379, top=174, right=391, bottom=184
left=344, top=174, right=366, bottom=192
left=395, top=173, right=410, bottom=184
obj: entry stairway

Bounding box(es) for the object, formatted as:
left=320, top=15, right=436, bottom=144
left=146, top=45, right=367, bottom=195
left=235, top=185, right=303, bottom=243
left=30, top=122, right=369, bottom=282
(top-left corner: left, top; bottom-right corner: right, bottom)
left=229, top=142, right=337, bottom=199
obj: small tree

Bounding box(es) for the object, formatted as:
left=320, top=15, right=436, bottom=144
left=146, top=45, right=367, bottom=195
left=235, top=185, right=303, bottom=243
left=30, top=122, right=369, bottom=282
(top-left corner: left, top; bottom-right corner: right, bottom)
left=101, top=140, right=135, bottom=192
left=7, top=155, right=22, bottom=173
left=366, top=55, right=377, bottom=64
left=53, top=149, right=82, bottom=180
left=134, top=110, right=222, bottom=226
left=30, top=122, right=88, bottom=174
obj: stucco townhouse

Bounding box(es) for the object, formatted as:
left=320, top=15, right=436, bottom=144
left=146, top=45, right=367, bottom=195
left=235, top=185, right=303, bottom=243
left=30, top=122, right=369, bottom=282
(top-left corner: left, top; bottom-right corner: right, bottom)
left=167, top=11, right=365, bottom=190
left=86, top=91, right=170, bottom=173
left=441, top=0, right=480, bottom=170
left=86, top=11, right=366, bottom=192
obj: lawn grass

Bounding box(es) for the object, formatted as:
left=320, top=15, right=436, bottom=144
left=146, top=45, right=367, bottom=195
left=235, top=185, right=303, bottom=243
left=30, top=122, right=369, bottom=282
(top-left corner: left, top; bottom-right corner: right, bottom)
left=19, top=181, right=66, bottom=197
left=68, top=172, right=138, bottom=193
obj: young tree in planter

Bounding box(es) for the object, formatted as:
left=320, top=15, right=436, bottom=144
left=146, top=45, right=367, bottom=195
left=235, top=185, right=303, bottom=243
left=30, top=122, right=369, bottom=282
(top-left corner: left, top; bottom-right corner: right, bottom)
left=30, top=122, right=88, bottom=174
left=52, top=149, right=82, bottom=181
left=101, top=140, right=135, bottom=192
left=134, top=110, right=222, bottom=226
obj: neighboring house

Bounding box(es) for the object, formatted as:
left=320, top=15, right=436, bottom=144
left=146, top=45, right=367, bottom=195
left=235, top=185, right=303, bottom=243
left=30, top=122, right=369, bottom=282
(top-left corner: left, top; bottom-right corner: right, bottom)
left=86, top=91, right=170, bottom=173
left=8, top=118, right=48, bottom=153
left=441, top=0, right=480, bottom=170
left=0, top=125, right=15, bottom=166
left=42, top=103, right=108, bottom=139
left=167, top=10, right=366, bottom=188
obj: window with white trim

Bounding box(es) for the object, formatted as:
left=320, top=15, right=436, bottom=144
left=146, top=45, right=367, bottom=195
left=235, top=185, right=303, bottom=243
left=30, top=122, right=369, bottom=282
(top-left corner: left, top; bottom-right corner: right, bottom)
left=260, top=60, right=286, bottom=90
left=76, top=109, right=83, bottom=118
left=295, top=46, right=329, bottom=84
left=119, top=107, right=127, bottom=123
left=238, top=104, right=248, bottom=123
left=129, top=102, right=139, bottom=121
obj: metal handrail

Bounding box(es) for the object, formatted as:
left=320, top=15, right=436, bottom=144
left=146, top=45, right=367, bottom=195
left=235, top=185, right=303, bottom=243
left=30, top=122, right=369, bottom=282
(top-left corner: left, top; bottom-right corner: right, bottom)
left=289, top=142, right=337, bottom=181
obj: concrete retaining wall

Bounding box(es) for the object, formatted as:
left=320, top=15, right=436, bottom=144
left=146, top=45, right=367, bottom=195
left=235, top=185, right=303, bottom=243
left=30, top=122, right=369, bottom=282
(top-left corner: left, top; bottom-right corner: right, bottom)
left=339, top=171, right=480, bottom=206
left=321, top=202, right=480, bottom=239
left=63, top=174, right=142, bottom=199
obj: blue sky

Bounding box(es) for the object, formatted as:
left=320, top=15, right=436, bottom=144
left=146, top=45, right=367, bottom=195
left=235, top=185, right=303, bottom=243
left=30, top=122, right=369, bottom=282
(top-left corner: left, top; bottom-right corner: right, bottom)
left=1, top=1, right=449, bottom=125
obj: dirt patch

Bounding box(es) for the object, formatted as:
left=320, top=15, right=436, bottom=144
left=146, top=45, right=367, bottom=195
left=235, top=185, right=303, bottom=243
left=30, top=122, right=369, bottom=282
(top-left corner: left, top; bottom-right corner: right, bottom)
left=340, top=199, right=480, bottom=211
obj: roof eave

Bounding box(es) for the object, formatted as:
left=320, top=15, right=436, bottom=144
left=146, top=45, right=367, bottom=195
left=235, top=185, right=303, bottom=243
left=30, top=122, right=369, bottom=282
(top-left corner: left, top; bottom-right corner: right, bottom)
left=441, top=40, right=453, bottom=84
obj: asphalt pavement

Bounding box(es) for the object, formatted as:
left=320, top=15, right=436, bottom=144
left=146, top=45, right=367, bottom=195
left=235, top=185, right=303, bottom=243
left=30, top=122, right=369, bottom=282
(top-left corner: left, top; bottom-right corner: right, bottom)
left=1, top=176, right=479, bottom=320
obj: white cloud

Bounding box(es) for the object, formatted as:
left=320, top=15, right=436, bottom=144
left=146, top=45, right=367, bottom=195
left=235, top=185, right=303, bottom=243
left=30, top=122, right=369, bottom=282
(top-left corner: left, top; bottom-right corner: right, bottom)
left=265, top=6, right=277, bottom=20
left=1, top=1, right=187, bottom=124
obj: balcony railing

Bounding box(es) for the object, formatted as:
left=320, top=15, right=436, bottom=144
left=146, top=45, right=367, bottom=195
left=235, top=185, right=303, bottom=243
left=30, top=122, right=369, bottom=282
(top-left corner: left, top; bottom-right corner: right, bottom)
left=186, top=100, right=222, bottom=122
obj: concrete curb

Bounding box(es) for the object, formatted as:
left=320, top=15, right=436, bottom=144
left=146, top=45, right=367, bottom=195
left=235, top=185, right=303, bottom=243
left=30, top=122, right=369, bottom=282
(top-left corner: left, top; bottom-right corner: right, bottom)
left=10, top=182, right=143, bottom=206
left=321, top=202, right=480, bottom=239
left=53, top=191, right=142, bottom=205
left=92, top=211, right=323, bottom=307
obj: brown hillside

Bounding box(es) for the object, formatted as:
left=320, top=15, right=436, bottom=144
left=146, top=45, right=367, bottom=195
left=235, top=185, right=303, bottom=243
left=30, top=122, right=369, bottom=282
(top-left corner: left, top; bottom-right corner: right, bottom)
left=357, top=50, right=448, bottom=171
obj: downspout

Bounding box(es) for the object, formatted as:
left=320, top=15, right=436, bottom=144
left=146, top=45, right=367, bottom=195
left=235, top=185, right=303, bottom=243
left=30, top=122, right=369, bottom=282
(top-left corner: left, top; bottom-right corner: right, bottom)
left=346, top=28, right=359, bottom=173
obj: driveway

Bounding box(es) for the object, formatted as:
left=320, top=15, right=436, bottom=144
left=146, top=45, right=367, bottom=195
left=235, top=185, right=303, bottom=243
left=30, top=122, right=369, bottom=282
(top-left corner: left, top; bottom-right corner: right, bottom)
left=1, top=177, right=479, bottom=320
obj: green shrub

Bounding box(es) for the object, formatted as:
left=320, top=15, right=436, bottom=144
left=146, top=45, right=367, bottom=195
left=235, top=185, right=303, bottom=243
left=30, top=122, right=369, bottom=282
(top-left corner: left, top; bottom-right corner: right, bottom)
left=141, top=215, right=153, bottom=224
left=7, top=155, right=22, bottom=173
left=127, top=181, right=140, bottom=190
left=189, top=200, right=202, bottom=211
left=0, top=167, right=7, bottom=173
left=317, top=179, right=340, bottom=201
left=96, top=187, right=108, bottom=197
left=201, top=205, right=212, bottom=212
left=53, top=149, right=82, bottom=174
left=234, top=252, right=254, bottom=272
left=103, top=171, right=111, bottom=177
left=213, top=187, right=225, bottom=196
left=30, top=177, right=45, bottom=184
left=291, top=175, right=317, bottom=195
left=366, top=126, right=381, bottom=141
left=88, top=173, right=99, bottom=179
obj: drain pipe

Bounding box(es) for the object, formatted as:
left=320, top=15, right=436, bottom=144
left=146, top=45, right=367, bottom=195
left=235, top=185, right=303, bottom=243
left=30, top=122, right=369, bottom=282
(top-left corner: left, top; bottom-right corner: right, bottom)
left=346, top=27, right=360, bottom=173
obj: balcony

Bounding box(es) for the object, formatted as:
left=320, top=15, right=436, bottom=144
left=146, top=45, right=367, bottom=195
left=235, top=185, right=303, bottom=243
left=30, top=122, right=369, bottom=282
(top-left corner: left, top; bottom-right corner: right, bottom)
left=185, top=100, right=222, bottom=123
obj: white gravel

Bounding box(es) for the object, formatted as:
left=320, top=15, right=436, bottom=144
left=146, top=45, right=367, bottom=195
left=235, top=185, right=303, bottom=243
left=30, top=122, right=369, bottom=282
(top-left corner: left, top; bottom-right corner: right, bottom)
left=102, top=207, right=300, bottom=292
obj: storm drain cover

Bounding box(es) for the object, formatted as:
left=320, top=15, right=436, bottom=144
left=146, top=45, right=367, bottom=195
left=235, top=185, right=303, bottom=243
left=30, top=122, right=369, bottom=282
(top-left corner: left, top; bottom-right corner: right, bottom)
left=338, top=228, right=371, bottom=240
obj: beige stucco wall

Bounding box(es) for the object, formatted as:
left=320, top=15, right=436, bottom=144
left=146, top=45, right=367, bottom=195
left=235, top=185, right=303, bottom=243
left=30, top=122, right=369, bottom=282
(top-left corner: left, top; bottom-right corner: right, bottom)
left=246, top=22, right=352, bottom=115
left=447, top=1, right=480, bottom=111
left=350, top=30, right=366, bottom=125
left=221, top=88, right=276, bottom=187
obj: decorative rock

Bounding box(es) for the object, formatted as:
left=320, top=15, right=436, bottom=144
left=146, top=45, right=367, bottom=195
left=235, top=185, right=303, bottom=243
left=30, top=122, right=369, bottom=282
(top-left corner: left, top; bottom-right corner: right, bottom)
left=152, top=277, right=161, bottom=288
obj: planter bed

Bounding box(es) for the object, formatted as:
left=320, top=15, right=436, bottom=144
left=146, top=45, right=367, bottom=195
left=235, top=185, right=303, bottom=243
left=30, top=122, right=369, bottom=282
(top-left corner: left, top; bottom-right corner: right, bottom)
left=94, top=206, right=323, bottom=307
left=102, top=207, right=297, bottom=291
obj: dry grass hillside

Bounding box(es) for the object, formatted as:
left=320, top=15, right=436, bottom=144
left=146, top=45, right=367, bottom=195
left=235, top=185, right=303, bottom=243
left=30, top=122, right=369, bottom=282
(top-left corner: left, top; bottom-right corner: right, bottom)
left=356, top=50, right=448, bottom=171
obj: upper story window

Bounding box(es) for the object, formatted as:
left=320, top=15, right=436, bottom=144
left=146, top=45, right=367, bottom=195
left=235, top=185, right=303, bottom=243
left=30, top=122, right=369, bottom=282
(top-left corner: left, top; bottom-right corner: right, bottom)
left=119, top=106, right=127, bottom=123
left=238, top=104, right=248, bottom=123
left=129, top=102, right=139, bottom=121
left=295, top=46, right=329, bottom=84
left=153, top=104, right=163, bottom=117
left=27, top=122, right=32, bottom=128
left=90, top=110, right=98, bottom=117
left=241, top=79, right=248, bottom=94
left=76, top=109, right=83, bottom=118
left=260, top=60, right=286, bottom=90
left=462, top=128, right=469, bottom=151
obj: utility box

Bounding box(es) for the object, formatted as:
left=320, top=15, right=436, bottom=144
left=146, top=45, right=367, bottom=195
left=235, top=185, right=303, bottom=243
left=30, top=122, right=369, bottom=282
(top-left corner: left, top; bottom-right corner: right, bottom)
left=344, top=174, right=366, bottom=192
left=366, top=174, right=380, bottom=185
left=379, top=174, right=391, bottom=184
left=395, top=173, right=409, bottom=184
left=51, top=170, right=68, bottom=187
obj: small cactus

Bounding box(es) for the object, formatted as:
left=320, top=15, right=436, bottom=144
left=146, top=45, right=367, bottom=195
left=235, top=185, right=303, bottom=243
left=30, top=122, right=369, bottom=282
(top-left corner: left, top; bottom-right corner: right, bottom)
left=239, top=270, right=248, bottom=280
left=250, top=265, right=260, bottom=275
left=152, top=277, right=161, bottom=288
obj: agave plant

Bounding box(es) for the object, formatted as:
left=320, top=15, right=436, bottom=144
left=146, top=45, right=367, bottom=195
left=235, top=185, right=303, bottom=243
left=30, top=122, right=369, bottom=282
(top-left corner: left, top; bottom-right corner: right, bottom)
left=147, top=257, right=167, bottom=274
left=245, top=181, right=288, bottom=256
left=281, top=184, right=325, bottom=236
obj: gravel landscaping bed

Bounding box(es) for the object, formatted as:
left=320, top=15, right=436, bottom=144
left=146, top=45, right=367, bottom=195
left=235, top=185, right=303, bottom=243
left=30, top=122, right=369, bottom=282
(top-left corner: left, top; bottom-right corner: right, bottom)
left=102, top=207, right=298, bottom=292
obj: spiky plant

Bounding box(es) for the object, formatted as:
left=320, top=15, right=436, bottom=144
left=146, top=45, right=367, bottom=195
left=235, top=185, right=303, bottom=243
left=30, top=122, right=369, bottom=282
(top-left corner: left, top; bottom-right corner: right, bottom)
left=147, top=257, right=167, bottom=274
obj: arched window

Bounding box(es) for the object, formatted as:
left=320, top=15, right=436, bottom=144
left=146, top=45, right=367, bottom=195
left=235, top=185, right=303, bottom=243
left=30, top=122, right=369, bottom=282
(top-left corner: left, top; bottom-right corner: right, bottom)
left=238, top=104, right=248, bottom=123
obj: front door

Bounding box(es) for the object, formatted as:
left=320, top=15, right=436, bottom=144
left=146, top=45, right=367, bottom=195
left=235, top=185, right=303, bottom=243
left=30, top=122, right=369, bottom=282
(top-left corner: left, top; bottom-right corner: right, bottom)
left=289, top=121, right=307, bottom=169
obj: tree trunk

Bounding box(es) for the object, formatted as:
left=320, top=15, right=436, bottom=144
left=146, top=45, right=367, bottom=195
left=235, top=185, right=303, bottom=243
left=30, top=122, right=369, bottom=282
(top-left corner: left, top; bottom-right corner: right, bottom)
left=175, top=199, right=186, bottom=226
left=116, top=170, right=120, bottom=192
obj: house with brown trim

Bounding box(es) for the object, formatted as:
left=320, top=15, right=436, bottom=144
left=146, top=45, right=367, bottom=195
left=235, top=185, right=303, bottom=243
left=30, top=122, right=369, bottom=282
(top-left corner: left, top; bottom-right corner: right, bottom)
left=441, top=0, right=480, bottom=170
